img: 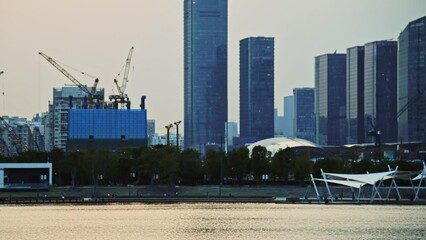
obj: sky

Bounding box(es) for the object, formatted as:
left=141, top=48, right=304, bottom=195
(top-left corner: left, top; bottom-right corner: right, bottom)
left=0, top=0, right=425, bottom=135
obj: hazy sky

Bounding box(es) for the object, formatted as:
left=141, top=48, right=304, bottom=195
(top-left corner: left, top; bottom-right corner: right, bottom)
left=0, top=0, right=425, bottom=134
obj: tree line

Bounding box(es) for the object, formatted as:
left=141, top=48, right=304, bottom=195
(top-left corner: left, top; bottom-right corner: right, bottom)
left=0, top=145, right=422, bottom=186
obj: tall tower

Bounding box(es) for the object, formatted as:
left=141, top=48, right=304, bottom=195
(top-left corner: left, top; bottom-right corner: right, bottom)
left=315, top=53, right=347, bottom=146
left=398, top=16, right=426, bottom=142
left=240, top=37, right=274, bottom=143
left=346, top=46, right=365, bottom=144
left=184, top=0, right=228, bottom=152
left=294, top=88, right=315, bottom=143
left=364, top=41, right=398, bottom=144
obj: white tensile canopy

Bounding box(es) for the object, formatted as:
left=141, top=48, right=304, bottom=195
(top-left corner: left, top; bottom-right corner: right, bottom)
left=308, top=166, right=422, bottom=203
left=412, top=162, right=426, bottom=200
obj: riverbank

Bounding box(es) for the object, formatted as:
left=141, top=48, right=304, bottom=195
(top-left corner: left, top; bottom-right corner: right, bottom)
left=1, top=185, right=425, bottom=205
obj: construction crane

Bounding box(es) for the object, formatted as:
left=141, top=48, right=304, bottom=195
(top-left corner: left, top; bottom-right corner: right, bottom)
left=0, top=117, right=29, bottom=153
left=38, top=52, right=100, bottom=107
left=110, top=47, right=134, bottom=109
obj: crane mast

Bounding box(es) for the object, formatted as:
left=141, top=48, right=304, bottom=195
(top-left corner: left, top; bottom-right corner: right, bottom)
left=111, top=47, right=134, bottom=109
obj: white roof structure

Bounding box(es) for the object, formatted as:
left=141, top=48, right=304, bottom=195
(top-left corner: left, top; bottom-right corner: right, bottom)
left=324, top=171, right=396, bottom=185
left=412, top=162, right=426, bottom=181
left=315, top=178, right=366, bottom=189
left=247, top=137, right=320, bottom=156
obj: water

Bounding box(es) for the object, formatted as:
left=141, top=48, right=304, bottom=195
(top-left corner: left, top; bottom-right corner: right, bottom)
left=1, top=203, right=425, bottom=240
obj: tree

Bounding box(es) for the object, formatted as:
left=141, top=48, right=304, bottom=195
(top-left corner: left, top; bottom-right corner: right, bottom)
left=177, top=149, right=203, bottom=185
left=293, top=157, right=313, bottom=183
left=271, top=147, right=294, bottom=183
left=204, top=150, right=221, bottom=184
left=227, top=147, right=250, bottom=185
left=251, top=146, right=270, bottom=182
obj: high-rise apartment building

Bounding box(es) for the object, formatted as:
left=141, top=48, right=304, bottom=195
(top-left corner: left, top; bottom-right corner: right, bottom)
left=346, top=46, right=365, bottom=144
left=293, top=88, right=315, bottom=143
left=147, top=120, right=156, bottom=146
left=48, top=86, right=104, bottom=151
left=240, top=37, right=274, bottom=142
left=398, top=16, right=426, bottom=142
left=315, top=53, right=347, bottom=146
left=184, top=0, right=228, bottom=152
left=364, top=41, right=398, bottom=144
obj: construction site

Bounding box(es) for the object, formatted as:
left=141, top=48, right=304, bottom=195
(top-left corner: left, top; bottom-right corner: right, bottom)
left=0, top=47, right=148, bottom=156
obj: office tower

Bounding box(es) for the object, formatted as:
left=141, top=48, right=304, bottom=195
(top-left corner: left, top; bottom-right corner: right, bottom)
left=346, top=46, right=365, bottom=144
left=184, top=0, right=228, bottom=152
left=283, top=96, right=294, bottom=137
left=240, top=37, right=274, bottom=142
left=364, top=41, right=398, bottom=143
left=315, top=53, right=347, bottom=146
left=398, top=16, right=426, bottom=142
left=293, top=88, right=315, bottom=143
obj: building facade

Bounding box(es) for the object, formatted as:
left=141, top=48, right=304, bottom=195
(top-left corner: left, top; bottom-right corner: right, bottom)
left=48, top=86, right=104, bottom=151
left=346, top=46, right=365, bottom=144
left=283, top=96, right=294, bottom=137
left=364, top=41, right=398, bottom=144
left=184, top=0, right=228, bottom=153
left=398, top=16, right=426, bottom=142
left=293, top=88, right=315, bottom=143
left=315, top=53, right=347, bottom=146
left=240, top=37, right=274, bottom=142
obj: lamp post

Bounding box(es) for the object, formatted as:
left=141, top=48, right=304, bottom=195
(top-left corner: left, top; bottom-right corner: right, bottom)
left=165, top=124, right=173, bottom=146
left=174, top=121, right=182, bottom=151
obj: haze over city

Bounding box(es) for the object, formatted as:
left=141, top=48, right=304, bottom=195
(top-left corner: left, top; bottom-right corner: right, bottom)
left=0, top=0, right=425, bottom=134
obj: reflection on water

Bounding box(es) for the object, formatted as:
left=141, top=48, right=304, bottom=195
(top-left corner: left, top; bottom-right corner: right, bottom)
left=1, top=203, right=425, bottom=240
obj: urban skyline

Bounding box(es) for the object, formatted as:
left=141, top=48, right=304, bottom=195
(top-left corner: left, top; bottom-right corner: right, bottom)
left=0, top=1, right=425, bottom=135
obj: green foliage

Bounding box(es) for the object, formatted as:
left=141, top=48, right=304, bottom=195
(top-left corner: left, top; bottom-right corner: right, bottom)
left=271, top=147, right=294, bottom=182
left=227, top=147, right=250, bottom=184
left=293, top=157, right=313, bottom=182
left=204, top=150, right=221, bottom=184
left=251, top=146, right=270, bottom=182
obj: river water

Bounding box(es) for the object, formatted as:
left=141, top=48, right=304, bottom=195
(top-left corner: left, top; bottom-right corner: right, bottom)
left=1, top=203, right=425, bottom=239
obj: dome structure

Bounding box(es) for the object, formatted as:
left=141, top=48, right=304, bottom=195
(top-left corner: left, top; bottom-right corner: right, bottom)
left=246, top=137, right=321, bottom=156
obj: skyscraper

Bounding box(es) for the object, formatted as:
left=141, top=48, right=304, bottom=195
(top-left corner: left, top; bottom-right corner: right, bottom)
left=398, top=16, right=426, bottom=142
left=364, top=41, right=398, bottom=144
left=315, top=53, right=347, bottom=146
left=184, top=0, right=228, bottom=152
left=346, top=46, right=365, bottom=144
left=283, top=96, right=294, bottom=137
left=293, top=88, right=315, bottom=143
left=240, top=37, right=274, bottom=142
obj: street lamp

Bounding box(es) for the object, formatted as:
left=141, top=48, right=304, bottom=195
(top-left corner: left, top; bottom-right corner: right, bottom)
left=174, top=120, right=182, bottom=150
left=165, top=124, right=173, bottom=146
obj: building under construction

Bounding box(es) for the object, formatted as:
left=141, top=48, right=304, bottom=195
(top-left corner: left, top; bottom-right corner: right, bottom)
left=40, top=47, right=147, bottom=152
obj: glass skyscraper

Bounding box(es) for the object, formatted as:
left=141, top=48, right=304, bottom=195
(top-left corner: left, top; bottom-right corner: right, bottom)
left=293, top=88, right=315, bottom=143
left=346, top=46, right=365, bottom=144
left=398, top=16, right=426, bottom=142
left=364, top=41, right=398, bottom=144
left=240, top=37, right=274, bottom=142
left=315, top=53, right=347, bottom=146
left=184, top=0, right=228, bottom=151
